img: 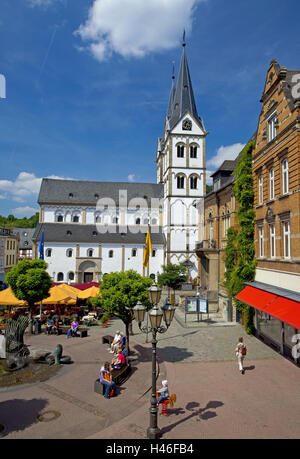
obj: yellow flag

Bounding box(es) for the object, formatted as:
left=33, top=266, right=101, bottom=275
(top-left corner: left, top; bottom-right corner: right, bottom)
left=143, top=227, right=152, bottom=270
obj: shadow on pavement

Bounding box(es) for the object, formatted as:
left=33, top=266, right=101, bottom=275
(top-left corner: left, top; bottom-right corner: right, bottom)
left=160, top=400, right=224, bottom=436
left=244, top=365, right=255, bottom=372
left=0, top=398, right=49, bottom=437
left=158, top=346, right=194, bottom=363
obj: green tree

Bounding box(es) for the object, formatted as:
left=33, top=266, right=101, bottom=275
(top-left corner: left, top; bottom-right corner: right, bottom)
left=92, top=270, right=153, bottom=354
left=6, top=259, right=53, bottom=334
left=157, top=263, right=188, bottom=299
left=222, top=140, right=257, bottom=334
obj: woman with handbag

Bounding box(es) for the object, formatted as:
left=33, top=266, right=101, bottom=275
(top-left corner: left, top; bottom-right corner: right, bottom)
left=235, top=337, right=247, bottom=374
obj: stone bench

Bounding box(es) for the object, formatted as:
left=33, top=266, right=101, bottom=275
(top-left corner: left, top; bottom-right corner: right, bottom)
left=102, top=335, right=114, bottom=345
left=94, top=363, right=131, bottom=396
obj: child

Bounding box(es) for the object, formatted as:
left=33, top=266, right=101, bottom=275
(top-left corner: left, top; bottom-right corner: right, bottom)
left=157, top=380, right=170, bottom=405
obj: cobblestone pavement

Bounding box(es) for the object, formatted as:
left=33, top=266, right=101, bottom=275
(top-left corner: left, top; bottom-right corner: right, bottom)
left=0, top=315, right=291, bottom=439
left=129, top=312, right=281, bottom=363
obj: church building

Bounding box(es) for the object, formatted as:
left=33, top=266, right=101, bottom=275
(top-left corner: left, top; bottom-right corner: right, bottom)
left=32, top=41, right=206, bottom=284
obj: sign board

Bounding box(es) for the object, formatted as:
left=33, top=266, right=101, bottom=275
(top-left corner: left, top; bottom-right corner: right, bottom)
left=185, top=298, right=198, bottom=313
left=199, top=299, right=208, bottom=314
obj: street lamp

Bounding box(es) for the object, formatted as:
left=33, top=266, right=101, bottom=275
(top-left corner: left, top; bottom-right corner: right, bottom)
left=133, top=283, right=175, bottom=439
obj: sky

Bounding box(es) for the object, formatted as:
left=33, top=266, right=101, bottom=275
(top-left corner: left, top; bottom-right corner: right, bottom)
left=0, top=0, right=300, bottom=217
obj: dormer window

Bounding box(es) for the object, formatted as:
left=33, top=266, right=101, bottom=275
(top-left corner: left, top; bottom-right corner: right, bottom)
left=69, top=193, right=74, bottom=198
left=66, top=230, right=72, bottom=236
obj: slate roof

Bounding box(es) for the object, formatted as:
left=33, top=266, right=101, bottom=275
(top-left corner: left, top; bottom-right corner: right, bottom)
left=13, top=228, right=35, bottom=249
left=38, top=179, right=164, bottom=206
left=210, top=160, right=237, bottom=178
left=32, top=223, right=165, bottom=245
left=167, top=45, right=204, bottom=131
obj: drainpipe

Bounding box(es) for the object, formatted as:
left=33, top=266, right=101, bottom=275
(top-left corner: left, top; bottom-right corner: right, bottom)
left=217, top=194, right=220, bottom=313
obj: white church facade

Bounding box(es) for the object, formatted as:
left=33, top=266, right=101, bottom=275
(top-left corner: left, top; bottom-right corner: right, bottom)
left=32, top=41, right=206, bottom=284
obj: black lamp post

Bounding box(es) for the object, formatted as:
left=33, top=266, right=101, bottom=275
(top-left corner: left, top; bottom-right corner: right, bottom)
left=133, top=283, right=175, bottom=439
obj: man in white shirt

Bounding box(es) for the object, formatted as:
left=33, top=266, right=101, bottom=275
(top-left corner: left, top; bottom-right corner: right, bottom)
left=109, top=330, right=122, bottom=354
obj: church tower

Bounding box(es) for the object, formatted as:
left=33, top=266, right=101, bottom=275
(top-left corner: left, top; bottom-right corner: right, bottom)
left=156, top=39, right=207, bottom=279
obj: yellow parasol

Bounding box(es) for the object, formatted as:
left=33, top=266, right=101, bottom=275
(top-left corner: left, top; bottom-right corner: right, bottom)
left=56, top=284, right=81, bottom=294
left=42, top=286, right=78, bottom=305
left=77, top=286, right=101, bottom=300
left=0, top=288, right=27, bottom=306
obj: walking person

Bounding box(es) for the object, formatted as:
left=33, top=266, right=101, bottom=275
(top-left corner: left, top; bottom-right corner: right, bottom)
left=235, top=337, right=247, bottom=374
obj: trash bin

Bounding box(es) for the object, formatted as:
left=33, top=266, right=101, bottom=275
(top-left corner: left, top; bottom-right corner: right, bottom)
left=34, top=320, right=41, bottom=334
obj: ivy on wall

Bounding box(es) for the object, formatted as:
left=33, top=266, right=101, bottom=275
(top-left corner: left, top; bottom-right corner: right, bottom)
left=223, top=140, right=257, bottom=334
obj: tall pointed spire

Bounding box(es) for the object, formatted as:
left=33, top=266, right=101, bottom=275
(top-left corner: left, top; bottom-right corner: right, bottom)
left=166, top=61, right=176, bottom=121
left=169, top=37, right=200, bottom=130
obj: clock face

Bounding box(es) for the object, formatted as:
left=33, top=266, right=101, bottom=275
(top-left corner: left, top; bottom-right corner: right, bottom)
left=182, top=119, right=192, bottom=131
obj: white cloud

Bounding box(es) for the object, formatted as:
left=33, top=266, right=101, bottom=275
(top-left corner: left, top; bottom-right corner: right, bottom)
left=0, top=195, right=6, bottom=200
left=128, top=174, right=136, bottom=183
left=207, top=143, right=245, bottom=171
left=0, top=172, right=74, bottom=201
left=11, top=207, right=38, bottom=217
left=76, top=0, right=206, bottom=61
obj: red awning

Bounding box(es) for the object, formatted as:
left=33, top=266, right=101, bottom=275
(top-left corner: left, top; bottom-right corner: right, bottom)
left=235, top=285, right=277, bottom=310
left=235, top=286, right=300, bottom=329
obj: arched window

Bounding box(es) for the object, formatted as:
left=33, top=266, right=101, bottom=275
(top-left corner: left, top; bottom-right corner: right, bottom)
left=66, top=249, right=73, bottom=258
left=57, top=272, right=64, bottom=282
left=46, top=248, right=52, bottom=257
left=143, top=218, right=149, bottom=225
left=151, top=218, right=157, bottom=225
left=112, top=216, right=119, bottom=224
left=68, top=272, right=75, bottom=281
left=190, top=144, right=198, bottom=158
left=132, top=248, right=137, bottom=257
left=57, top=215, right=63, bottom=222
left=72, top=215, right=79, bottom=223
left=109, top=250, right=114, bottom=258
left=95, top=214, right=101, bottom=223
left=177, top=144, right=185, bottom=158
left=87, top=249, right=93, bottom=257
left=152, top=249, right=156, bottom=257
left=190, top=176, right=197, bottom=190
left=177, top=175, right=185, bottom=189
left=136, top=218, right=141, bottom=225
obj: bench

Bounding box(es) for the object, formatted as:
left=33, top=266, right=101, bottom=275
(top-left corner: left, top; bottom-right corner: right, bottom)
left=102, top=335, right=114, bottom=345
left=111, top=363, right=131, bottom=385
left=94, top=363, right=131, bottom=396
left=57, top=326, right=88, bottom=338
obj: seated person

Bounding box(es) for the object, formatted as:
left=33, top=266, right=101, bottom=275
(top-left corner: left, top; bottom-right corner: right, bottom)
left=100, top=362, right=116, bottom=399
left=53, top=318, right=60, bottom=335
left=157, top=380, right=170, bottom=405
left=121, top=344, right=127, bottom=359
left=109, top=330, right=122, bottom=354
left=111, top=348, right=126, bottom=369
left=46, top=317, right=54, bottom=335
left=67, top=318, right=79, bottom=338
